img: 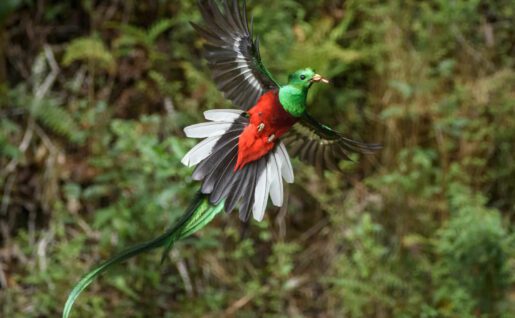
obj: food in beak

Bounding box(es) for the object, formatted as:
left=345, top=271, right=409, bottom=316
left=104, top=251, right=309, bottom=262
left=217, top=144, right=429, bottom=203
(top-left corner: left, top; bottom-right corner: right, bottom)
left=312, top=74, right=330, bottom=84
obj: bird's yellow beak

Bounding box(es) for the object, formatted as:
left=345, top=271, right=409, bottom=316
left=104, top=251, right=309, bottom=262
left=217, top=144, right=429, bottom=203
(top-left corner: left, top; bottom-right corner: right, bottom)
left=312, top=74, right=330, bottom=84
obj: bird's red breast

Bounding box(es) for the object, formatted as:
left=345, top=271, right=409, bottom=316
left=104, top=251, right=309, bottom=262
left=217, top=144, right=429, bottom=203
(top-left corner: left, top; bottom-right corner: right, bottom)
left=235, top=90, right=297, bottom=170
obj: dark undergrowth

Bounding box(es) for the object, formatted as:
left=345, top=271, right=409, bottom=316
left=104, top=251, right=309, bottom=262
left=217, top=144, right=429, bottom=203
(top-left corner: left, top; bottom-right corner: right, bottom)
left=1, top=1, right=514, bottom=317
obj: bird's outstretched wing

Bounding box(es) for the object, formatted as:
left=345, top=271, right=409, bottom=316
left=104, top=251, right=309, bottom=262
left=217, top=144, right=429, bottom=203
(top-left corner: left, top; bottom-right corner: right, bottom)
left=282, top=112, right=382, bottom=173
left=193, top=0, right=279, bottom=110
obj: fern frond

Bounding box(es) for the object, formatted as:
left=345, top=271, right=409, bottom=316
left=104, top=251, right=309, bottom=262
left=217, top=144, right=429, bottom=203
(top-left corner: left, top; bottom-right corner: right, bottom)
left=147, top=19, right=174, bottom=43
left=111, top=19, right=174, bottom=50
left=32, top=99, right=83, bottom=144
left=62, top=36, right=116, bottom=74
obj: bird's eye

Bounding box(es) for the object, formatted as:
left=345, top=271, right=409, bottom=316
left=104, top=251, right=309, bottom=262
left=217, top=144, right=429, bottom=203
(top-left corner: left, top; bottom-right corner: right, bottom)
left=300, top=75, right=306, bottom=80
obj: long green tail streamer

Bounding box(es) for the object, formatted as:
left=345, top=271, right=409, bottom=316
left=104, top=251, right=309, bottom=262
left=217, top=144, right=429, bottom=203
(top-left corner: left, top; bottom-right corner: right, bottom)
left=62, top=192, right=224, bottom=318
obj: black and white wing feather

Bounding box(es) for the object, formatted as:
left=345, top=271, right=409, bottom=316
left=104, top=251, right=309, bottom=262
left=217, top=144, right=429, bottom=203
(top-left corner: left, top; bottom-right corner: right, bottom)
left=193, top=0, right=279, bottom=110
left=282, top=112, right=382, bottom=174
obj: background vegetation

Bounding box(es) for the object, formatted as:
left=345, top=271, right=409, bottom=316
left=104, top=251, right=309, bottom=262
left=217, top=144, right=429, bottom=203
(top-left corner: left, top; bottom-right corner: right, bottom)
left=1, top=0, right=514, bottom=317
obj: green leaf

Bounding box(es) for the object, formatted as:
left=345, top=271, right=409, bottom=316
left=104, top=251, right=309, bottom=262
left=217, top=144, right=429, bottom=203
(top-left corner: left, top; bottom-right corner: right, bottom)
left=62, top=36, right=115, bottom=74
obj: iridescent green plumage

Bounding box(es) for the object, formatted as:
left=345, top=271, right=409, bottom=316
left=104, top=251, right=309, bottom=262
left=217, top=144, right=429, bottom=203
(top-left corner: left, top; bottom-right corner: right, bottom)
left=279, top=68, right=316, bottom=117
left=62, top=193, right=224, bottom=318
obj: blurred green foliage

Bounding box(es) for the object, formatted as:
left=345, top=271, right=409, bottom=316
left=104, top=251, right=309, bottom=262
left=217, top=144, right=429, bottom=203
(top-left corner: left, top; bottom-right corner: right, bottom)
left=1, top=0, right=514, bottom=317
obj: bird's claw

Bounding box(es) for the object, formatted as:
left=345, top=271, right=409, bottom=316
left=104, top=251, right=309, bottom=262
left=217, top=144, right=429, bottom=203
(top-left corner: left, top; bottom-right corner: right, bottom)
left=267, top=134, right=276, bottom=143
left=257, top=123, right=265, bottom=133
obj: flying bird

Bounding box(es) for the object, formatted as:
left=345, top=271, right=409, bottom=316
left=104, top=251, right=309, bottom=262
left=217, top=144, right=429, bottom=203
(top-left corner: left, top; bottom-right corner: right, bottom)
left=63, top=1, right=381, bottom=317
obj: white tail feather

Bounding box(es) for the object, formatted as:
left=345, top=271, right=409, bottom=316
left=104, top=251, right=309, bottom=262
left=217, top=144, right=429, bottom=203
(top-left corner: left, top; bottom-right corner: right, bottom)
left=181, top=135, right=221, bottom=167
left=277, top=143, right=294, bottom=183
left=253, top=165, right=269, bottom=221
left=204, top=109, right=243, bottom=122
left=184, top=122, right=233, bottom=138
left=268, top=154, right=283, bottom=206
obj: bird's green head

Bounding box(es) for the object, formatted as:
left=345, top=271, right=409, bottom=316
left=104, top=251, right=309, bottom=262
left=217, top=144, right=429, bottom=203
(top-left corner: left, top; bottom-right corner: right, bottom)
left=287, top=68, right=329, bottom=89
left=279, top=68, right=329, bottom=117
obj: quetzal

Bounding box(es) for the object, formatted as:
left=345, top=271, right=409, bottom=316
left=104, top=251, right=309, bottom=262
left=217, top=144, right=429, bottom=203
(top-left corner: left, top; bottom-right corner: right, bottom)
left=63, top=1, right=381, bottom=317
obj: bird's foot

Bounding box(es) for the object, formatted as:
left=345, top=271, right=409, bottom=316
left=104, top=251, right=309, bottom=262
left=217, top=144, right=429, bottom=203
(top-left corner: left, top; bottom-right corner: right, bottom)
left=267, top=134, right=276, bottom=143
left=257, top=123, right=265, bottom=133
